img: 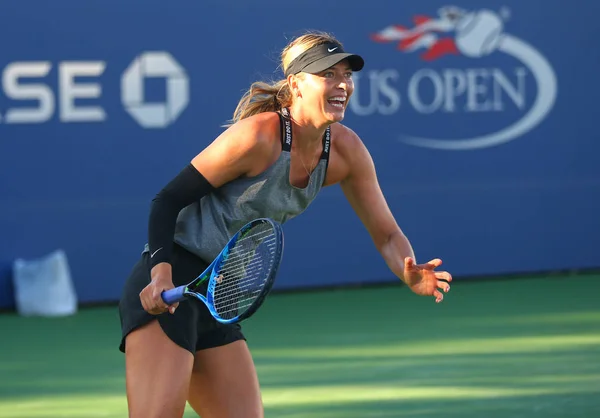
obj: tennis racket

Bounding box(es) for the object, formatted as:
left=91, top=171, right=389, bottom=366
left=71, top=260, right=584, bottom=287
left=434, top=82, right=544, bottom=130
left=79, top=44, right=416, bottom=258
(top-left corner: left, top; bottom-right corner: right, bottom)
left=161, top=218, right=284, bottom=324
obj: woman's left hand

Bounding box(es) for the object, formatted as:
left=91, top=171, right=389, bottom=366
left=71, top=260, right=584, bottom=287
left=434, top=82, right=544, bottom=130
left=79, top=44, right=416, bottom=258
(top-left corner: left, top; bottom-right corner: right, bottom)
left=403, top=257, right=452, bottom=303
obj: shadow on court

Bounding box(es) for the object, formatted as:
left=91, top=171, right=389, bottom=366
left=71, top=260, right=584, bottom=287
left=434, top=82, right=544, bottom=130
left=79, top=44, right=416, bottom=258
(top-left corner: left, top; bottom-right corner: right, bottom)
left=0, top=274, right=599, bottom=417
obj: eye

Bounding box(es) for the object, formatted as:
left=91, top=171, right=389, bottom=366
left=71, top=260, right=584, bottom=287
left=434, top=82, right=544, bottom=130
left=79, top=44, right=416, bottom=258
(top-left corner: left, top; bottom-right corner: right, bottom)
left=345, top=72, right=353, bottom=78
left=324, top=71, right=334, bottom=78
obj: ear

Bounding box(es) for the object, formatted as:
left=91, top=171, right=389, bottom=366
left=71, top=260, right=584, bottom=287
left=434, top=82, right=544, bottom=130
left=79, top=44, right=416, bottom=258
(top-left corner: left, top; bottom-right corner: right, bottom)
left=287, top=74, right=302, bottom=98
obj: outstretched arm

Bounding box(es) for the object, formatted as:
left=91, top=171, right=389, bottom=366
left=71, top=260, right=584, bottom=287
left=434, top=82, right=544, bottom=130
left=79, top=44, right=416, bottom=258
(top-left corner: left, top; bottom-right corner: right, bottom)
left=339, top=130, right=452, bottom=302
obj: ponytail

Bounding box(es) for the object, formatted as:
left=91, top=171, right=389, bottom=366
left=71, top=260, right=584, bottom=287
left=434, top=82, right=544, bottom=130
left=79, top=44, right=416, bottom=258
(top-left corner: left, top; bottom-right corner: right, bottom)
left=226, top=79, right=293, bottom=127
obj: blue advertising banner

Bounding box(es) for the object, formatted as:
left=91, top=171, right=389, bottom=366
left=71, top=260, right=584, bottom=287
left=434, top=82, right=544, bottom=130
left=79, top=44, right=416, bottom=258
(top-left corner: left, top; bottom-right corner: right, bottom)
left=1, top=0, right=598, bottom=308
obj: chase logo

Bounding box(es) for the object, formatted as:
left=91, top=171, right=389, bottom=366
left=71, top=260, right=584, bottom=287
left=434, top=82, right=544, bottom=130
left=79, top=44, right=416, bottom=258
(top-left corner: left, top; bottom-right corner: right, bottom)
left=0, top=51, right=189, bottom=129
left=122, top=52, right=189, bottom=129
left=352, top=6, right=558, bottom=150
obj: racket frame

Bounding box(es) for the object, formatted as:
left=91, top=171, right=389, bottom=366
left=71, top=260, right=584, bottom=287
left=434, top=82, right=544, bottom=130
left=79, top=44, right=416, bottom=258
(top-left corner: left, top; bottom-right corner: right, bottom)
left=162, top=218, right=284, bottom=324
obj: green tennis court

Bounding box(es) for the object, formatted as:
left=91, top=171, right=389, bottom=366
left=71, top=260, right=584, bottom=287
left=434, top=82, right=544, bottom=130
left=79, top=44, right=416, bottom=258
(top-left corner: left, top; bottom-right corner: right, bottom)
left=1, top=273, right=599, bottom=417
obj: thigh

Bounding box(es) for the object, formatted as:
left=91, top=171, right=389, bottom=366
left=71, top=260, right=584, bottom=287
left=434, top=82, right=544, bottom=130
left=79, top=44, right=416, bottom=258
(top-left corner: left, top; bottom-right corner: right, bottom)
left=187, top=340, right=263, bottom=418
left=119, top=244, right=209, bottom=354
left=125, top=320, right=194, bottom=418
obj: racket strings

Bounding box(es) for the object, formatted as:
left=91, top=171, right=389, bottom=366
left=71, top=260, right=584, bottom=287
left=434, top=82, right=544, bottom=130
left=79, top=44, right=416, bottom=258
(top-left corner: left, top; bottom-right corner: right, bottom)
left=215, top=241, right=277, bottom=278
left=214, top=251, right=273, bottom=316
left=212, top=225, right=278, bottom=319
left=214, top=261, right=270, bottom=296
left=212, top=260, right=273, bottom=304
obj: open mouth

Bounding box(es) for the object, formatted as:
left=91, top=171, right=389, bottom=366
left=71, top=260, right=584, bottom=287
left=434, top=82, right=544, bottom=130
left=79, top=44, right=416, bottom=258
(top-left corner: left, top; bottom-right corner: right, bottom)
left=327, top=96, right=346, bottom=109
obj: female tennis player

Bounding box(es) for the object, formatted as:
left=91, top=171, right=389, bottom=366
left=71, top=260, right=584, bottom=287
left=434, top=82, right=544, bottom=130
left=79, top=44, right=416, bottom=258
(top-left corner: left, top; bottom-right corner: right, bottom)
left=119, top=30, right=452, bottom=418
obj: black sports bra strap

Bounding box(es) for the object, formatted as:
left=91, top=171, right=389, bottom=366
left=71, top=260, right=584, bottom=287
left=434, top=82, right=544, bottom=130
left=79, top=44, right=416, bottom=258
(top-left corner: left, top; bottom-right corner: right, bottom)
left=321, top=127, right=331, bottom=186
left=279, top=108, right=292, bottom=152
left=280, top=107, right=330, bottom=161
left=320, top=127, right=331, bottom=160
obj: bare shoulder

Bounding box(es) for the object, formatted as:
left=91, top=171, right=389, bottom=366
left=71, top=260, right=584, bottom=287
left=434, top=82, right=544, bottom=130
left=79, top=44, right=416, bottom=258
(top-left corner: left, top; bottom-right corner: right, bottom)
left=234, top=112, right=282, bottom=174
left=220, top=112, right=281, bottom=152
left=191, top=112, right=282, bottom=186
left=330, top=123, right=370, bottom=161
left=325, top=123, right=373, bottom=186
left=242, top=111, right=281, bottom=139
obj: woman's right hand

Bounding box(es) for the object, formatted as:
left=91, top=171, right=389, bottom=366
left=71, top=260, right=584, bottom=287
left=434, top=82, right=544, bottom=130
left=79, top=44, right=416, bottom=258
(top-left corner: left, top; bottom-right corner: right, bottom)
left=139, top=262, right=179, bottom=315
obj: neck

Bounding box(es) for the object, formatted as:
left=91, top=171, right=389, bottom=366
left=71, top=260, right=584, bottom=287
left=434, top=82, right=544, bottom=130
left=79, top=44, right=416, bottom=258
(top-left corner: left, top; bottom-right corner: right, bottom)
left=287, top=104, right=328, bottom=150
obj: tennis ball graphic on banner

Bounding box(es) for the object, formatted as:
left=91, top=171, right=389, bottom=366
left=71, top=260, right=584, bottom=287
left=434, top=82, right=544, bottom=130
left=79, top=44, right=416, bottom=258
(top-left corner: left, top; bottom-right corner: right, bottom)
left=365, top=6, right=558, bottom=150
left=455, top=10, right=504, bottom=57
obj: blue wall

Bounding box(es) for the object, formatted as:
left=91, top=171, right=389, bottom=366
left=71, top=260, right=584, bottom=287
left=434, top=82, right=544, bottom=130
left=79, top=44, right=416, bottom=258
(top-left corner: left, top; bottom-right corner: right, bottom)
left=1, top=0, right=599, bottom=308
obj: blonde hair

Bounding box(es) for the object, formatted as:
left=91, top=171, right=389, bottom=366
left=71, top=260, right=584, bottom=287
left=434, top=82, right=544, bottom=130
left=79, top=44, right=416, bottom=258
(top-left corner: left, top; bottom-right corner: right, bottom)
left=226, top=30, right=343, bottom=126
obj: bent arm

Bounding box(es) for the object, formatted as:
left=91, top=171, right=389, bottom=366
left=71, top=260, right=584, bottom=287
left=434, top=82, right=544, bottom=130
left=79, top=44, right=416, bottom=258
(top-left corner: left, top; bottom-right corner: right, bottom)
left=147, top=165, right=215, bottom=268
left=339, top=132, right=415, bottom=284
left=147, top=113, right=278, bottom=269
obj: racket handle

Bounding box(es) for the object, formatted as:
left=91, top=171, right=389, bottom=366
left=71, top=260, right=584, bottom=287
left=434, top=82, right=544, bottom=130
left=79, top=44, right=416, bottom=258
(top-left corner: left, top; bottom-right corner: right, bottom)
left=161, top=286, right=186, bottom=305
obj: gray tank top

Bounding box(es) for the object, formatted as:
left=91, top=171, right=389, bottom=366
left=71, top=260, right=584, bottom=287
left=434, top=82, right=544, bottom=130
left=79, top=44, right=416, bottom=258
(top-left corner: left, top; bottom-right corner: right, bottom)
left=170, top=109, right=331, bottom=263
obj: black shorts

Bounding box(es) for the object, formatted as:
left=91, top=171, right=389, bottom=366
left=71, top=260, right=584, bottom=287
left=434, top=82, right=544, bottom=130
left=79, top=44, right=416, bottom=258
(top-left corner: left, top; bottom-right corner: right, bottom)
left=118, top=243, right=245, bottom=354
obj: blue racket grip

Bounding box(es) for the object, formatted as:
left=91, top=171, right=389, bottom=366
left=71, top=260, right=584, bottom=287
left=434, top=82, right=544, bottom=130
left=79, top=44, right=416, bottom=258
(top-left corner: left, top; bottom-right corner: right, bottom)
left=161, top=286, right=186, bottom=305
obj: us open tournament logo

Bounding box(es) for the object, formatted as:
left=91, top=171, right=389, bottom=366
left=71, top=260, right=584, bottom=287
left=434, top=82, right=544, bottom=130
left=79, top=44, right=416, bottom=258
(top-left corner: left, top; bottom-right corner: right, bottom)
left=349, top=6, right=557, bottom=150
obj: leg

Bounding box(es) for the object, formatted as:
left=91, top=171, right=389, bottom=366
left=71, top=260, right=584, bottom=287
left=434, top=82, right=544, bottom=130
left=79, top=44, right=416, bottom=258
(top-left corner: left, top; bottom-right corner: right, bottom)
left=125, top=320, right=194, bottom=418
left=187, top=340, right=263, bottom=418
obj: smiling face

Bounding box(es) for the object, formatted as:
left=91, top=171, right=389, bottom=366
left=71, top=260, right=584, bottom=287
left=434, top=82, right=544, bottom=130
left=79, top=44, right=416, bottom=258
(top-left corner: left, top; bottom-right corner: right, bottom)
left=290, top=59, right=355, bottom=126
